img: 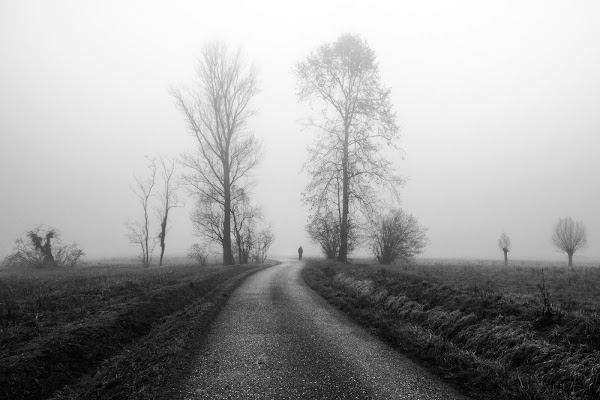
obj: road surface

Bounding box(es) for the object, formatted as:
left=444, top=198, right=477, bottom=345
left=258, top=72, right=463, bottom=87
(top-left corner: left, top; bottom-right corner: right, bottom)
left=180, top=260, right=469, bottom=399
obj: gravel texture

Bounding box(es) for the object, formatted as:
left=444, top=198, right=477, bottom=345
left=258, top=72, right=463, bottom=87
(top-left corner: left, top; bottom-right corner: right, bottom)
left=180, top=260, right=470, bottom=399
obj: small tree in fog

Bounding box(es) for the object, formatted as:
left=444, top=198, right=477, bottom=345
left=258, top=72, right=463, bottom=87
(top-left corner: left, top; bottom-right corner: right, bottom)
left=188, top=243, right=209, bottom=266
left=231, top=188, right=262, bottom=264
left=305, top=209, right=359, bottom=261
left=552, top=216, right=587, bottom=267
left=369, top=210, right=427, bottom=264
left=156, top=155, right=183, bottom=266
left=253, top=226, right=274, bottom=263
left=2, top=225, right=84, bottom=269
left=172, top=41, right=262, bottom=266
left=125, top=158, right=157, bottom=267
left=497, top=232, right=512, bottom=266
left=307, top=212, right=342, bottom=259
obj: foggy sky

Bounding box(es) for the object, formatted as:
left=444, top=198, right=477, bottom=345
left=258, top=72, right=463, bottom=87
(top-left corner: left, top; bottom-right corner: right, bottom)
left=1, top=0, right=599, bottom=262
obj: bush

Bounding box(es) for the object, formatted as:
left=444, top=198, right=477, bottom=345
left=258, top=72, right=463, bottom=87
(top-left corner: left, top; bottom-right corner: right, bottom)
left=2, top=225, right=84, bottom=269
left=369, top=209, right=428, bottom=264
left=187, top=243, right=209, bottom=266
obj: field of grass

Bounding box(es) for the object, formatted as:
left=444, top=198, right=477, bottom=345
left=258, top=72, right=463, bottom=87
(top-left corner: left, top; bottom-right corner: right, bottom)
left=303, top=258, right=600, bottom=400
left=0, top=261, right=274, bottom=400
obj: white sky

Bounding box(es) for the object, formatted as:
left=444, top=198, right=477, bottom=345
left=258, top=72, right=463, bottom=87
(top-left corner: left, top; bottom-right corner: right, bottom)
left=1, top=0, right=599, bottom=262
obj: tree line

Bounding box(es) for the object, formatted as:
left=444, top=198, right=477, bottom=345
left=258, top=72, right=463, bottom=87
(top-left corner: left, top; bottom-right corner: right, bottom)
left=0, top=34, right=591, bottom=269
left=126, top=42, right=273, bottom=267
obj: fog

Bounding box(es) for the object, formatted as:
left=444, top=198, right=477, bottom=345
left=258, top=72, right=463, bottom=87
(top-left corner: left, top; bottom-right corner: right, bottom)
left=1, top=1, right=599, bottom=262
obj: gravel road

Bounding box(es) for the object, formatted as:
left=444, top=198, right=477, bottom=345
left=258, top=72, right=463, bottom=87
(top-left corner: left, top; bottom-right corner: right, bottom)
left=180, top=260, right=470, bottom=399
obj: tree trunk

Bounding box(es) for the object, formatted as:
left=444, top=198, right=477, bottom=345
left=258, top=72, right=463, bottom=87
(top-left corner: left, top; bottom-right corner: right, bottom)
left=337, top=128, right=350, bottom=263
left=158, top=213, right=167, bottom=266
left=503, top=249, right=508, bottom=266
left=568, top=251, right=573, bottom=267
left=222, top=164, right=235, bottom=266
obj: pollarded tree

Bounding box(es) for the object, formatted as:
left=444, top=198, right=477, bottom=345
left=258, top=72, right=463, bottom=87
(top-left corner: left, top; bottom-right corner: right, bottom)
left=155, top=155, right=183, bottom=266
left=2, top=225, right=85, bottom=269
left=370, top=209, right=428, bottom=265
left=172, top=41, right=262, bottom=266
left=552, top=216, right=587, bottom=267
left=498, top=232, right=512, bottom=266
left=296, top=33, right=401, bottom=262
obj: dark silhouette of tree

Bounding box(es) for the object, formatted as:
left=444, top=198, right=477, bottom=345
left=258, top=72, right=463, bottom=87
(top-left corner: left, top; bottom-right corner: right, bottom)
left=27, top=228, right=57, bottom=267
left=125, top=158, right=156, bottom=267
left=552, top=216, right=587, bottom=267
left=498, top=232, right=512, bottom=266
left=155, top=155, right=183, bottom=266
left=172, top=41, right=262, bottom=266
left=296, top=33, right=400, bottom=262
left=369, top=210, right=427, bottom=265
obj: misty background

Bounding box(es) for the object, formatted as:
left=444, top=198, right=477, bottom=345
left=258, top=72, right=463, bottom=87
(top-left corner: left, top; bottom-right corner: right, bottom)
left=1, top=0, right=599, bottom=262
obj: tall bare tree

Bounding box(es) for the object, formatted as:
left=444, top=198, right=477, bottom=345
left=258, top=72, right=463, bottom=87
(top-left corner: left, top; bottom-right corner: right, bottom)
left=125, top=159, right=156, bottom=267
left=552, top=216, right=587, bottom=267
left=296, top=33, right=400, bottom=262
left=172, top=42, right=262, bottom=266
left=498, top=232, right=512, bottom=266
left=155, top=155, right=183, bottom=266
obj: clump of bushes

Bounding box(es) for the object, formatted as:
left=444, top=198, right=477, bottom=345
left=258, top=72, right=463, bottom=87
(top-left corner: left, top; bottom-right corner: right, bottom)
left=1, top=225, right=84, bottom=269
left=187, top=243, right=209, bottom=266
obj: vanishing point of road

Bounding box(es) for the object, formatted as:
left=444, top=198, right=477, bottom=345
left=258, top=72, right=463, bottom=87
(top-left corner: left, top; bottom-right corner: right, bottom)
left=180, top=260, right=470, bottom=399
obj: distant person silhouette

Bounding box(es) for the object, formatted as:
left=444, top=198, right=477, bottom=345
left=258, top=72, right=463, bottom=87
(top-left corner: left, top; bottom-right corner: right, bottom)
left=298, top=246, right=303, bottom=260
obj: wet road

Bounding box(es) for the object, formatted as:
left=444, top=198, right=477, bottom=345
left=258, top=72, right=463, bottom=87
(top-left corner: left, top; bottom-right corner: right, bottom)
left=180, top=260, right=470, bottom=399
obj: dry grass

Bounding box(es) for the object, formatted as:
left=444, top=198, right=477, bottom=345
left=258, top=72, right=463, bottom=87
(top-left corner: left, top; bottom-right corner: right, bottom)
left=304, top=259, right=600, bottom=400
left=0, top=262, right=272, bottom=400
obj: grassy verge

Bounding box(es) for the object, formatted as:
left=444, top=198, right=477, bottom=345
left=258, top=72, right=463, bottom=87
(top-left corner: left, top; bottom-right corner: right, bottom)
left=302, top=259, right=600, bottom=400
left=1, top=262, right=275, bottom=400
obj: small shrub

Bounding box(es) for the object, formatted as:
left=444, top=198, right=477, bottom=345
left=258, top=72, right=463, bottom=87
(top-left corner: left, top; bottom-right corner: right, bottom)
left=187, top=243, right=208, bottom=266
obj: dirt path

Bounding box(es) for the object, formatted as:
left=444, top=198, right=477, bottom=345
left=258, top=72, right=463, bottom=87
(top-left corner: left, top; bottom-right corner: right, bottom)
left=179, top=260, right=470, bottom=399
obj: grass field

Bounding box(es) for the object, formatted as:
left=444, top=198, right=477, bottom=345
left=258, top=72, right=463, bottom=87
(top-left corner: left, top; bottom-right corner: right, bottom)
left=0, top=261, right=273, bottom=400
left=303, top=258, right=600, bottom=400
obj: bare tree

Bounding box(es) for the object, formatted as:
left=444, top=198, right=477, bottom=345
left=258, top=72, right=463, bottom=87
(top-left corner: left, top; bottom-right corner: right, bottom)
left=306, top=209, right=358, bottom=260
left=369, top=209, right=428, bottom=265
left=125, top=159, right=157, bottom=267
left=155, top=155, right=183, bottom=266
left=307, top=212, right=340, bottom=259
left=172, top=41, right=262, bottom=266
left=253, top=226, right=274, bottom=263
left=188, top=243, right=209, bottom=266
left=498, top=232, right=512, bottom=266
left=552, top=216, right=587, bottom=267
left=296, top=33, right=401, bottom=262
left=231, top=188, right=262, bottom=264
left=190, top=198, right=225, bottom=248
